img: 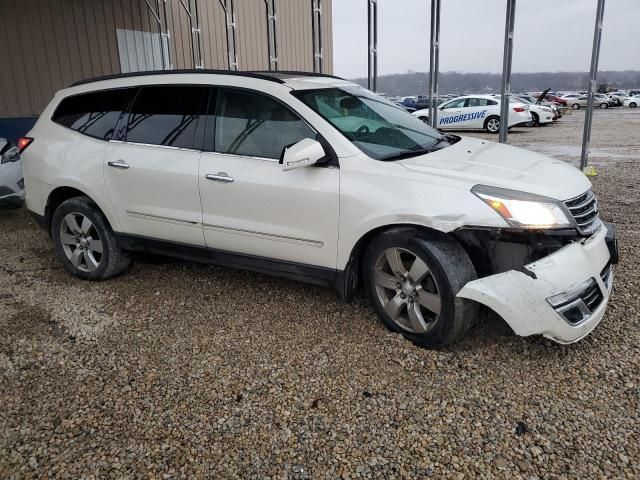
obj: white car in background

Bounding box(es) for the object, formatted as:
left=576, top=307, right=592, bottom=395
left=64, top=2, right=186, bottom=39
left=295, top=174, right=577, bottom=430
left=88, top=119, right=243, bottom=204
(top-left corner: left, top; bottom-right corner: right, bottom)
left=412, top=95, right=531, bottom=133
left=0, top=138, right=25, bottom=208
left=622, top=96, right=639, bottom=108
left=506, top=95, right=555, bottom=126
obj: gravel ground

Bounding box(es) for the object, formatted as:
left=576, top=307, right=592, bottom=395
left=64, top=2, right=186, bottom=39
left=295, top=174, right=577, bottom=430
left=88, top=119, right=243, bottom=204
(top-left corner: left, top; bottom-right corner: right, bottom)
left=1, top=108, right=639, bottom=479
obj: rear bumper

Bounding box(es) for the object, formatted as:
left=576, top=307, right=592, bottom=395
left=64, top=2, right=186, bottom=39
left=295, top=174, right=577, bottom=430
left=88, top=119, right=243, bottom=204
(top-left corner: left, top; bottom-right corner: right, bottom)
left=458, top=224, right=615, bottom=344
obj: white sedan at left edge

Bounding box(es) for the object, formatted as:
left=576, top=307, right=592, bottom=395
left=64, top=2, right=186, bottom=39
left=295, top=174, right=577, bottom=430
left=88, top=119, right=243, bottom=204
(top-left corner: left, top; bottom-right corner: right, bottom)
left=413, top=94, right=532, bottom=133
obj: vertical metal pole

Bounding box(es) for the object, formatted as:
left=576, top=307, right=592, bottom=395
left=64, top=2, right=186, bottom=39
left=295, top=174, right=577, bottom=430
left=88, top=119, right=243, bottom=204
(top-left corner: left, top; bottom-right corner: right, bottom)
left=367, top=0, right=378, bottom=91
left=218, top=0, right=238, bottom=70
left=580, top=0, right=606, bottom=172
left=499, top=0, right=516, bottom=143
left=145, top=0, right=172, bottom=70
left=161, top=0, right=172, bottom=69
left=179, top=0, right=204, bottom=69
left=311, top=0, right=323, bottom=73
left=428, top=0, right=441, bottom=128
left=264, top=0, right=278, bottom=70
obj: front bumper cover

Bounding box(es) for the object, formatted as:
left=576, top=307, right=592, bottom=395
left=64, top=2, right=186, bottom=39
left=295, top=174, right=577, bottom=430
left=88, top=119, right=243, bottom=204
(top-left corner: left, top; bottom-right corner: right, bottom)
left=457, top=223, right=615, bottom=344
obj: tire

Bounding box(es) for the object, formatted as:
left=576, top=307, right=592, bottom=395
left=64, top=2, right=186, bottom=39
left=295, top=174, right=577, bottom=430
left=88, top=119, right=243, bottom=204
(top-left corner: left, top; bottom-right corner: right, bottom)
left=528, top=112, right=539, bottom=127
left=51, top=196, right=130, bottom=280
left=599, top=103, right=608, bottom=109
left=418, top=116, right=429, bottom=123
left=484, top=116, right=500, bottom=133
left=364, top=228, right=479, bottom=348
left=572, top=103, right=580, bottom=110
left=629, top=102, right=637, bottom=108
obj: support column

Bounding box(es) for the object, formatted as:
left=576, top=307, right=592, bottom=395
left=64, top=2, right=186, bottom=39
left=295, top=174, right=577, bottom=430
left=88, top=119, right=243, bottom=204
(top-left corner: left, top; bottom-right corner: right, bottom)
left=428, top=0, right=441, bottom=128
left=367, top=0, right=378, bottom=91
left=580, top=0, right=606, bottom=175
left=499, top=0, right=516, bottom=144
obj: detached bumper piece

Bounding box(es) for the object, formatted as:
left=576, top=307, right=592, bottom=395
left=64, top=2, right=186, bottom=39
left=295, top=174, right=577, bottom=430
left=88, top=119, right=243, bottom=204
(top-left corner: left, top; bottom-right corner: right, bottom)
left=457, top=224, right=614, bottom=344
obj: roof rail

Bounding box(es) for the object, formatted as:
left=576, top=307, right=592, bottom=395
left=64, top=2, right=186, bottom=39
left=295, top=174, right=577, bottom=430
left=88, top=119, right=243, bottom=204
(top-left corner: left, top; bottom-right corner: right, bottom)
left=70, top=69, right=288, bottom=87
left=253, top=70, right=347, bottom=81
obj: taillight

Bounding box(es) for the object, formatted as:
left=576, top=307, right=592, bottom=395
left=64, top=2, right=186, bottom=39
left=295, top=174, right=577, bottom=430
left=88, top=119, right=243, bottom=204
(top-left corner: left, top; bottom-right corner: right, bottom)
left=513, top=107, right=526, bottom=112
left=17, top=137, right=34, bottom=153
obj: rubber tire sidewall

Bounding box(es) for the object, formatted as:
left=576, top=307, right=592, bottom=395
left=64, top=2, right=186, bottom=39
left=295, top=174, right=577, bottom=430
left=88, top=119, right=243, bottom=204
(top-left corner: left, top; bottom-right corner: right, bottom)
left=364, top=228, right=479, bottom=348
left=630, top=102, right=637, bottom=108
left=51, top=196, right=129, bottom=280
left=484, top=116, right=500, bottom=133
left=572, top=104, right=580, bottom=110
left=530, top=112, right=539, bottom=127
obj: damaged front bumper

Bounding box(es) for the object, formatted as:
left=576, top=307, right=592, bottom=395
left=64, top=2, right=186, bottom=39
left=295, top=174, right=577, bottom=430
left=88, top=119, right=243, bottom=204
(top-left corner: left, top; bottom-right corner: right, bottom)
left=457, top=223, right=616, bottom=344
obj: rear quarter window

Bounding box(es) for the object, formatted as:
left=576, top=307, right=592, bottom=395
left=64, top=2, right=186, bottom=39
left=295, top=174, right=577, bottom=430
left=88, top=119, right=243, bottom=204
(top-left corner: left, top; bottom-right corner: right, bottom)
left=52, top=88, right=134, bottom=140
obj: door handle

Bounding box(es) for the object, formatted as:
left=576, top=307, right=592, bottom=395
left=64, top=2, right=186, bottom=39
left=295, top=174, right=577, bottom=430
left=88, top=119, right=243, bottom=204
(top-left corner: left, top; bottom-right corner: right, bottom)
left=108, top=160, right=130, bottom=169
left=206, top=173, right=234, bottom=183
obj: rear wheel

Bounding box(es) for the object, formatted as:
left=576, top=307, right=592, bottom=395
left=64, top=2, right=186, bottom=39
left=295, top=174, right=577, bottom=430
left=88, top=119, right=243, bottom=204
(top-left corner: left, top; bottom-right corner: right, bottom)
left=599, top=103, right=608, bottom=109
left=572, top=103, right=580, bottom=110
left=364, top=228, right=479, bottom=348
left=51, top=196, right=130, bottom=280
left=629, top=102, right=637, bottom=108
left=484, top=116, right=500, bottom=133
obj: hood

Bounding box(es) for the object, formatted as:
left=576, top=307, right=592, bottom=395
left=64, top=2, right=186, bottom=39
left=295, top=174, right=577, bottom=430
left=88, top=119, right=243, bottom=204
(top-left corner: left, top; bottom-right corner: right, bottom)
left=536, top=88, right=550, bottom=104
left=398, top=136, right=591, bottom=201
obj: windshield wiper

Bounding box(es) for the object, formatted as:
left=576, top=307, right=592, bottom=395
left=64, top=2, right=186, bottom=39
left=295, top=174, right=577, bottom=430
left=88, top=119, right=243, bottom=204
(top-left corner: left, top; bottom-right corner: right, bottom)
left=380, top=137, right=451, bottom=161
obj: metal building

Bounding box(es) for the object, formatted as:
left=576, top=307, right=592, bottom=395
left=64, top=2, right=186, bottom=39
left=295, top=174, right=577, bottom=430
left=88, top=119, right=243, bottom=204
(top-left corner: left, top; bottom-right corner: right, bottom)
left=0, top=0, right=333, bottom=139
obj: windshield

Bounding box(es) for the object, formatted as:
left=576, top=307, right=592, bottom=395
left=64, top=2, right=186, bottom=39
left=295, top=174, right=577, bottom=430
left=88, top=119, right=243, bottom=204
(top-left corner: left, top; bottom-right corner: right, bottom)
left=293, top=86, right=445, bottom=161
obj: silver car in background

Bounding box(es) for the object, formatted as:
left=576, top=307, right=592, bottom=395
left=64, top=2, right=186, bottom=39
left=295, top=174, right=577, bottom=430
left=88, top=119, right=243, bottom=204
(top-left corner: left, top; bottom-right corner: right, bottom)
left=0, top=138, right=25, bottom=208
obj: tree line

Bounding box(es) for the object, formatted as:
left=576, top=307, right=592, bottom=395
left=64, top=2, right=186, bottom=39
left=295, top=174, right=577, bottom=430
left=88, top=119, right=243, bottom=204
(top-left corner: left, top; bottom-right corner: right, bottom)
left=350, top=70, right=640, bottom=96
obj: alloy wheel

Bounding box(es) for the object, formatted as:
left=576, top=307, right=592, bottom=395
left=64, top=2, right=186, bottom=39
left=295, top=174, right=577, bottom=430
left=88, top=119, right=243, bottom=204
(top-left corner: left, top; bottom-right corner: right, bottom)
left=373, top=247, right=441, bottom=334
left=59, top=213, right=103, bottom=272
left=487, top=118, right=500, bottom=133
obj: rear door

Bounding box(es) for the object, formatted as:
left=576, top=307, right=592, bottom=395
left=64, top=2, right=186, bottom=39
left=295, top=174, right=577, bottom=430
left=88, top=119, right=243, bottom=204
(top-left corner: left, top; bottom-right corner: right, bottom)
left=103, top=85, right=208, bottom=246
left=198, top=87, right=339, bottom=269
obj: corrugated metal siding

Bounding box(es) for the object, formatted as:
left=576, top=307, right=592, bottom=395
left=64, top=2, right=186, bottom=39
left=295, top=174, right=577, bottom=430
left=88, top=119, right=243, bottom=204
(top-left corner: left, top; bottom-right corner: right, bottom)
left=0, top=0, right=333, bottom=118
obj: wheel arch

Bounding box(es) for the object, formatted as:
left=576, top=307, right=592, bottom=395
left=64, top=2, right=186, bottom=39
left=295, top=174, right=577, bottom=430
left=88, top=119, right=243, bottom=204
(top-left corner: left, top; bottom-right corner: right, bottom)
left=336, top=223, right=461, bottom=300
left=44, top=185, right=118, bottom=236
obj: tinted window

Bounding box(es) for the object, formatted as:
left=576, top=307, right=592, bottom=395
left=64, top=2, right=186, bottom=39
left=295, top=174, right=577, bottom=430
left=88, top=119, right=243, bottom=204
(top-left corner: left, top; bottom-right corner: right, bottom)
left=52, top=88, right=133, bottom=140
left=467, top=98, right=490, bottom=107
left=125, top=86, right=207, bottom=149
left=214, top=89, right=315, bottom=159
left=442, top=99, right=466, bottom=109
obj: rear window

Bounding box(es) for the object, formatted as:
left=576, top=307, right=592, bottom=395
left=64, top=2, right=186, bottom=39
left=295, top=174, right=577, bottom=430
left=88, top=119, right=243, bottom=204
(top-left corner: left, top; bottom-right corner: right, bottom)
left=52, top=88, right=133, bottom=140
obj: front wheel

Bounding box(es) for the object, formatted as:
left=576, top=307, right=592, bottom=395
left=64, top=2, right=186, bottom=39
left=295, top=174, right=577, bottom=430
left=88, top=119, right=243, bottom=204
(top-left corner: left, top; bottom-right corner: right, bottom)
left=599, top=103, right=608, bottom=109
left=484, top=116, right=500, bottom=133
left=364, top=228, right=479, bottom=348
left=51, top=196, right=130, bottom=280
left=528, top=112, right=539, bottom=127
left=418, top=116, right=429, bottom=123
left=629, top=102, right=637, bottom=108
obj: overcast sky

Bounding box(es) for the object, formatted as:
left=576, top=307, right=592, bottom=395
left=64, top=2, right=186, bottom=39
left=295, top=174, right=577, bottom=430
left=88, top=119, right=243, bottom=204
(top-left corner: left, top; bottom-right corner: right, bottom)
left=332, top=0, right=640, bottom=78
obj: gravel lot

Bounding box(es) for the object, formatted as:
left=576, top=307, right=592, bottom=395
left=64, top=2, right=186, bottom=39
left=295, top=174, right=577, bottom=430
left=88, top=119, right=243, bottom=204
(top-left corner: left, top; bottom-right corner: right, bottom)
left=1, top=108, right=639, bottom=479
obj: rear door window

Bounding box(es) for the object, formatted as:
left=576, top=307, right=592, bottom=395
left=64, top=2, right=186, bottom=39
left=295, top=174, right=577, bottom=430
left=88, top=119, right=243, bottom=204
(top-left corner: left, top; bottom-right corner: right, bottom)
left=52, top=88, right=134, bottom=140
left=125, top=86, right=208, bottom=149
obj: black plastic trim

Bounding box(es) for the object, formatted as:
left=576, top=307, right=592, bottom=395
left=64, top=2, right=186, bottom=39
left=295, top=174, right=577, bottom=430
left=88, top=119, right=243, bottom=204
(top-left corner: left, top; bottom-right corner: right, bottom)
left=29, top=210, right=48, bottom=231
left=70, top=69, right=287, bottom=87
left=115, top=233, right=338, bottom=287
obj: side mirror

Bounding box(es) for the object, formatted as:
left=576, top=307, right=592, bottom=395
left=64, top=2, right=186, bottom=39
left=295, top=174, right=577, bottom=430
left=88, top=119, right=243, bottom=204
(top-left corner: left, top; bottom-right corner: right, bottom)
left=280, top=138, right=325, bottom=172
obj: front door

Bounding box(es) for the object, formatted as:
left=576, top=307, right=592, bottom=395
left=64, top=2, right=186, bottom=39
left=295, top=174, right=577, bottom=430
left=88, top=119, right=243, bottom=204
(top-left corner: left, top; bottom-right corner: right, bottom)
left=103, top=85, right=208, bottom=247
left=199, top=88, right=339, bottom=269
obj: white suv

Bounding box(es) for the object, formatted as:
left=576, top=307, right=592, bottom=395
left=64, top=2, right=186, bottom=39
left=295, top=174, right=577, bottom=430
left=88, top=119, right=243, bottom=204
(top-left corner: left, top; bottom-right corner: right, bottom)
left=21, top=70, right=618, bottom=347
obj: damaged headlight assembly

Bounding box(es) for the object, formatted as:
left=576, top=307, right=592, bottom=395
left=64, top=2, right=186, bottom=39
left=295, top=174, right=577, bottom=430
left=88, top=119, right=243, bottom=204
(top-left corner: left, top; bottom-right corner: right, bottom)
left=472, top=185, right=573, bottom=229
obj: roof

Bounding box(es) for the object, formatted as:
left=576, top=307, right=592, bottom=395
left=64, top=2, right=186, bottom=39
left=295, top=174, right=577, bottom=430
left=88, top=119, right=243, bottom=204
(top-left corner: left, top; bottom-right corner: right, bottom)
left=70, top=69, right=347, bottom=88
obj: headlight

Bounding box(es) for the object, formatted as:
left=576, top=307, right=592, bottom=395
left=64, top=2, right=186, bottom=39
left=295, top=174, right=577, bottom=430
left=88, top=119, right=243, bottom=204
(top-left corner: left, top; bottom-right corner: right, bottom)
left=472, top=185, right=573, bottom=229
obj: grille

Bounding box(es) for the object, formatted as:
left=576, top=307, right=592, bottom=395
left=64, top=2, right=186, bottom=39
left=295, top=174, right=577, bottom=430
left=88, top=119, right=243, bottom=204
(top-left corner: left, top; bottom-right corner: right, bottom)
left=547, top=277, right=605, bottom=325
left=564, top=190, right=600, bottom=234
